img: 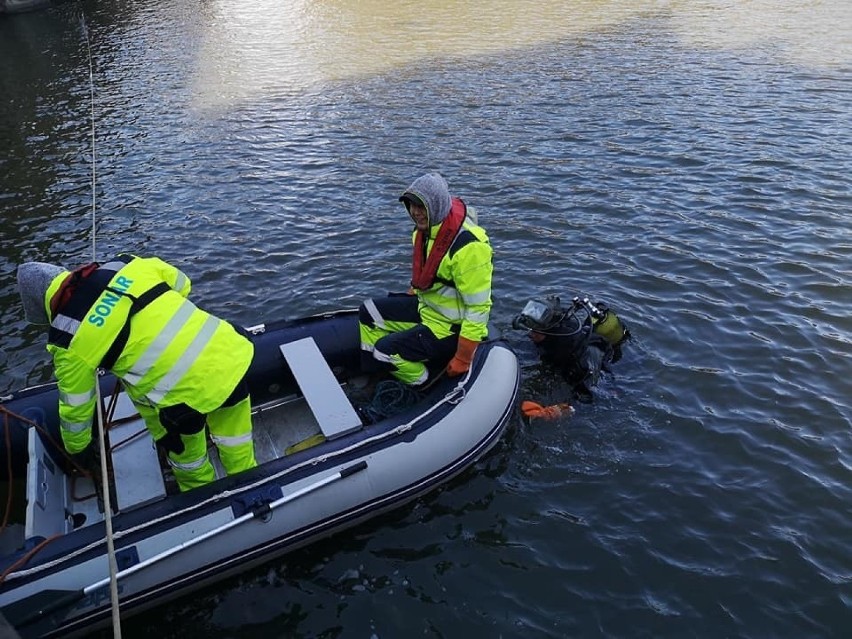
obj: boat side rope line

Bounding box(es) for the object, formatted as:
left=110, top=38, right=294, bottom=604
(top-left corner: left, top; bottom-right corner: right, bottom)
left=0, top=535, right=62, bottom=584
left=2, top=373, right=477, bottom=581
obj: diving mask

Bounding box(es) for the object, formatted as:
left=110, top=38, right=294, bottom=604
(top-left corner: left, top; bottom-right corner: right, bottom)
left=512, top=297, right=563, bottom=331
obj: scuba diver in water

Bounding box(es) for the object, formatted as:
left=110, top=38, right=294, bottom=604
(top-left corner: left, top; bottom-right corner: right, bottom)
left=513, top=294, right=630, bottom=413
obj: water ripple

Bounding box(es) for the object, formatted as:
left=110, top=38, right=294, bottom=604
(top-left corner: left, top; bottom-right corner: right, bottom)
left=1, top=4, right=851, bottom=638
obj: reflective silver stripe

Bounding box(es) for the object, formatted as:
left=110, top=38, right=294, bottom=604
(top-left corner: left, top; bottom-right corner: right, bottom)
left=364, top=298, right=385, bottom=328
left=60, top=419, right=90, bottom=433
left=421, top=297, right=463, bottom=320
left=167, top=453, right=209, bottom=471
left=464, top=309, right=490, bottom=323
left=461, top=289, right=491, bottom=305
left=372, top=349, right=395, bottom=364
left=174, top=270, right=188, bottom=292
left=60, top=389, right=96, bottom=407
left=373, top=351, right=427, bottom=384
left=360, top=342, right=375, bottom=353
left=210, top=432, right=253, bottom=447
left=52, top=314, right=81, bottom=335
left=99, top=260, right=127, bottom=273
left=123, top=300, right=196, bottom=386
left=434, top=285, right=458, bottom=298
left=146, top=315, right=221, bottom=404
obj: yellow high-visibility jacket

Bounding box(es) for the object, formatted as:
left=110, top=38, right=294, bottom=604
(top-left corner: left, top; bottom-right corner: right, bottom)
left=44, top=254, right=253, bottom=453
left=414, top=217, right=493, bottom=341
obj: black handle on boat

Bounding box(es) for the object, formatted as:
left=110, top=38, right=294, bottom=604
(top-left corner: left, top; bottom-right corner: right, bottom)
left=340, top=460, right=367, bottom=477
left=4, top=461, right=369, bottom=633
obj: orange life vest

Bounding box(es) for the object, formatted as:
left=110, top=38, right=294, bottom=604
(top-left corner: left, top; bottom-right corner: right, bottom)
left=410, top=197, right=466, bottom=290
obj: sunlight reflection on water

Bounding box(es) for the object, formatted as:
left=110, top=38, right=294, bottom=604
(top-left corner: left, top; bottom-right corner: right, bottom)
left=191, top=0, right=851, bottom=111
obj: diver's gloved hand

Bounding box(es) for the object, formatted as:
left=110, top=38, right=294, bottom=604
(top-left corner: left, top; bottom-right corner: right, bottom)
left=447, top=336, right=479, bottom=377
left=521, top=400, right=575, bottom=420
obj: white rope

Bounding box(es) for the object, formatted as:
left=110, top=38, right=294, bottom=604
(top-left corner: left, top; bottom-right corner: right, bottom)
left=87, top=21, right=97, bottom=262
left=81, top=14, right=122, bottom=638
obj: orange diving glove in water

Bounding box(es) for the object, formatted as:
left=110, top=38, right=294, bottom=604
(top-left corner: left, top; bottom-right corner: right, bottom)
left=521, top=401, right=575, bottom=420
left=447, top=336, right=479, bottom=377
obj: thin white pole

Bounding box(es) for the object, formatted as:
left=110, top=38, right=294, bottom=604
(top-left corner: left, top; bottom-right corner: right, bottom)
left=81, top=13, right=122, bottom=638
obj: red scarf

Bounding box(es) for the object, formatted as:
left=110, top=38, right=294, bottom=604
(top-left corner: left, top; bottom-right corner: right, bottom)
left=411, top=197, right=466, bottom=290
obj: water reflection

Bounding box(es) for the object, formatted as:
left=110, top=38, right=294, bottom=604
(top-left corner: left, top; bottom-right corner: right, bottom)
left=193, top=0, right=850, bottom=110
left=193, top=0, right=646, bottom=109
left=670, top=0, right=852, bottom=68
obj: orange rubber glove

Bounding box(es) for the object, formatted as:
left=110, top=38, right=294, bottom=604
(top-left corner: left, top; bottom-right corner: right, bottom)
left=521, top=400, right=575, bottom=420
left=446, top=336, right=479, bottom=377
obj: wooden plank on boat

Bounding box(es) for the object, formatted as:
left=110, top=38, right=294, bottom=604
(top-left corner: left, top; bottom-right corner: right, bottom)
left=109, top=393, right=166, bottom=511
left=279, top=337, right=362, bottom=440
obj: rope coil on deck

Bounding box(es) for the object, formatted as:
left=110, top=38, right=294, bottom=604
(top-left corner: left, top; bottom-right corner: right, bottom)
left=356, top=380, right=424, bottom=424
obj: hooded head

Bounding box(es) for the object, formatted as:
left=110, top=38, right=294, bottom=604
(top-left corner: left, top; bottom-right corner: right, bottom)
left=399, top=173, right=452, bottom=228
left=17, top=262, right=67, bottom=325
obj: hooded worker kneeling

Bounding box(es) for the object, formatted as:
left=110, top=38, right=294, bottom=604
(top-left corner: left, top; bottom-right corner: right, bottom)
left=358, top=173, right=494, bottom=387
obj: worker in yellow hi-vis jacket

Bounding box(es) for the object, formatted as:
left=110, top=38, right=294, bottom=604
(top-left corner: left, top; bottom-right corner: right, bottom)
left=358, top=173, right=493, bottom=386
left=16, top=254, right=257, bottom=492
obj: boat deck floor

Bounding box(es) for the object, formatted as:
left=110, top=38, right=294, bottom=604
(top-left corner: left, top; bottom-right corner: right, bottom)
left=213, top=374, right=377, bottom=473
left=251, top=396, right=323, bottom=465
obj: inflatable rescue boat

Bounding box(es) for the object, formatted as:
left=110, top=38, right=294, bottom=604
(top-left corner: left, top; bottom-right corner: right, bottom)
left=0, top=309, right=520, bottom=638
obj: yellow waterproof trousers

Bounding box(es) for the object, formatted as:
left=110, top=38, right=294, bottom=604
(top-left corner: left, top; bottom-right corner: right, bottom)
left=134, top=396, right=256, bottom=492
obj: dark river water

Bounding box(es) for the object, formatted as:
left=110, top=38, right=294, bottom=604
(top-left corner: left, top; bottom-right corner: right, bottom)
left=1, top=1, right=851, bottom=637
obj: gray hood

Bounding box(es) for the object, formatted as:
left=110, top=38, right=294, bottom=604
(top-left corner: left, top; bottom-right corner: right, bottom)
left=17, top=262, right=67, bottom=324
left=399, top=172, right=452, bottom=227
